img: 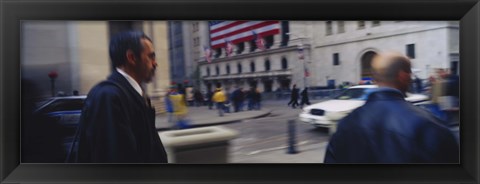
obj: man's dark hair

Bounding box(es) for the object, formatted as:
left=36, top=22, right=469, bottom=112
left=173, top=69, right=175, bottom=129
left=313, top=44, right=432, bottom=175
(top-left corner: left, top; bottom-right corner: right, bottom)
left=109, top=31, right=152, bottom=68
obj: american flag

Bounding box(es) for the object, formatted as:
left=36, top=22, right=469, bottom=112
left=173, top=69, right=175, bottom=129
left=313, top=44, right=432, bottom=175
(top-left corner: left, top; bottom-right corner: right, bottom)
left=225, top=39, right=234, bottom=57
left=297, top=45, right=305, bottom=60
left=209, top=21, right=280, bottom=49
left=203, top=45, right=212, bottom=63
left=253, top=31, right=266, bottom=51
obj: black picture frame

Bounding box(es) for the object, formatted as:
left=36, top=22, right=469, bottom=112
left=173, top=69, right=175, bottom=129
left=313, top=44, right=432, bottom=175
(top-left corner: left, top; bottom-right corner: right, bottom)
left=1, top=0, right=479, bottom=183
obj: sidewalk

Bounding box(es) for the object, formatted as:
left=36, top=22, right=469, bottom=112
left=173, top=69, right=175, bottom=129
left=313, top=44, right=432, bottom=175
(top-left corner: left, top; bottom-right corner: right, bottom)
left=154, top=102, right=328, bottom=163
left=155, top=106, right=273, bottom=131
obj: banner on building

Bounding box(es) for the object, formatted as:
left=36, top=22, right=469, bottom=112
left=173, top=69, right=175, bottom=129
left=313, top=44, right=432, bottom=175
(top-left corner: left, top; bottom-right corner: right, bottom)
left=209, top=21, right=280, bottom=49
left=225, top=40, right=234, bottom=57
left=253, top=31, right=266, bottom=51
left=203, top=45, right=212, bottom=63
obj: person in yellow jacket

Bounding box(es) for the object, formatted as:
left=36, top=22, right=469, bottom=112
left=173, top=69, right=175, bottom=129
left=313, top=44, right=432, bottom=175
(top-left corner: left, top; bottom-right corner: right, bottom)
left=212, top=87, right=227, bottom=116
left=166, top=86, right=190, bottom=129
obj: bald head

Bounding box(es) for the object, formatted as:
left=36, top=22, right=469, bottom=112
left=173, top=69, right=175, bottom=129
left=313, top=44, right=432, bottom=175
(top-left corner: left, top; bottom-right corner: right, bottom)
left=371, top=52, right=412, bottom=93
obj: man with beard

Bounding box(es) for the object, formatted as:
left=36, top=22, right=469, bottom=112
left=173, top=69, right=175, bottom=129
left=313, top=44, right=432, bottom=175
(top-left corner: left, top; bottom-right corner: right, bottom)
left=72, top=31, right=168, bottom=163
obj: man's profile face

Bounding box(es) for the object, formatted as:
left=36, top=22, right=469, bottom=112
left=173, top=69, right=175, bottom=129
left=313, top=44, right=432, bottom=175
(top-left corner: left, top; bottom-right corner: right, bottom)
left=137, top=38, right=157, bottom=83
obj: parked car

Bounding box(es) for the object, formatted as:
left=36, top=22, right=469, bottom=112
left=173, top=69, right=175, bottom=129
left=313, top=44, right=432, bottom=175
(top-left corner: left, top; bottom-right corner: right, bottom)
left=34, top=95, right=86, bottom=127
left=32, top=96, right=86, bottom=161
left=298, top=85, right=429, bottom=134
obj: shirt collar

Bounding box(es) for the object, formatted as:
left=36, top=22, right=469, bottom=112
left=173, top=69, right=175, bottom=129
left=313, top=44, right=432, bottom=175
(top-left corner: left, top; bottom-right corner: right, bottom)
left=116, top=68, right=143, bottom=96
left=365, top=86, right=405, bottom=98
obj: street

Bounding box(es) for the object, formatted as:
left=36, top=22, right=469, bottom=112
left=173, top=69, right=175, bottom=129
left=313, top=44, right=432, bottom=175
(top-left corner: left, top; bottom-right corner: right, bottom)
left=156, top=99, right=331, bottom=163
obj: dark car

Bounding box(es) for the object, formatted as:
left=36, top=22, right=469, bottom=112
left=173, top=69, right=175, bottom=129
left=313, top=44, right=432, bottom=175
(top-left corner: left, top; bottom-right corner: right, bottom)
left=24, top=96, right=86, bottom=162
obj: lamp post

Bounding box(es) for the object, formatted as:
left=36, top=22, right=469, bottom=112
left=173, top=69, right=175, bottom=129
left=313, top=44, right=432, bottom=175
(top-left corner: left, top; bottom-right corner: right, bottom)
left=48, top=71, right=58, bottom=97
left=286, top=32, right=308, bottom=89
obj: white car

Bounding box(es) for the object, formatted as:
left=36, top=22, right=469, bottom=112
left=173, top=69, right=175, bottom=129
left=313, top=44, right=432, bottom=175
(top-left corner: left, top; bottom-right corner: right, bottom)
left=298, top=85, right=429, bottom=134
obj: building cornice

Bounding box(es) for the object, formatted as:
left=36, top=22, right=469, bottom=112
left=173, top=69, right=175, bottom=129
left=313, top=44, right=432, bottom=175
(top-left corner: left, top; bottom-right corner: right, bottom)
left=202, top=69, right=292, bottom=80
left=315, top=25, right=459, bottom=49
left=199, top=44, right=310, bottom=65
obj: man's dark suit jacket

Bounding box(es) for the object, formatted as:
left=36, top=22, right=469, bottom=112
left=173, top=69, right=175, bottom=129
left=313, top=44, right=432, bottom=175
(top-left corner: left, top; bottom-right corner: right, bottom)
left=76, top=71, right=168, bottom=163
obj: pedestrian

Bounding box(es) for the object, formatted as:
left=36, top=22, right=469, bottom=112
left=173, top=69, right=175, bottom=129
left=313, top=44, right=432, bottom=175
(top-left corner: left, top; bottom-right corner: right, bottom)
left=185, top=86, right=194, bottom=106
left=232, top=86, right=244, bottom=112
left=193, top=89, right=204, bottom=107
left=72, top=31, right=168, bottom=163
left=287, top=84, right=299, bottom=108
left=167, top=86, right=190, bottom=129
left=299, top=87, right=311, bottom=108
left=212, top=87, right=227, bottom=117
left=324, top=52, right=459, bottom=163
left=414, top=75, right=423, bottom=93
left=252, top=88, right=262, bottom=110
left=164, top=88, right=174, bottom=126
left=246, top=87, right=255, bottom=110
left=206, top=89, right=214, bottom=110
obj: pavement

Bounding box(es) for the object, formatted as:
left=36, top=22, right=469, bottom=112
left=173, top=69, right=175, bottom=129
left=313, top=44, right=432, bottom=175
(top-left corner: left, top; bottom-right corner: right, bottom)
left=154, top=103, right=327, bottom=163
left=155, top=106, right=273, bottom=131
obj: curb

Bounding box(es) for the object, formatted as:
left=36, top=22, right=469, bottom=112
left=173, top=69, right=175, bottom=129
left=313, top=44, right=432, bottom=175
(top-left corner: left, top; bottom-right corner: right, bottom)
left=156, top=109, right=273, bottom=131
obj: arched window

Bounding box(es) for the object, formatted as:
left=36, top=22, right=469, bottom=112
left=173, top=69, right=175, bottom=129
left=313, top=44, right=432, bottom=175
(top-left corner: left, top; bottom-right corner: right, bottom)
left=226, top=64, right=231, bottom=74
left=265, top=35, right=274, bottom=49
left=236, top=42, right=245, bottom=54
left=281, top=57, right=288, bottom=69
left=215, top=65, right=220, bottom=76
left=214, top=48, right=222, bottom=58
left=237, top=63, right=242, bottom=74
left=265, top=59, right=271, bottom=71
left=250, top=62, right=256, bottom=72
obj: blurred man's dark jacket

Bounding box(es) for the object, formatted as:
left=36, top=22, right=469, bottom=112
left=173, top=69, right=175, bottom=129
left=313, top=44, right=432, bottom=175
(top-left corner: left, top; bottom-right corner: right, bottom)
left=324, top=88, right=459, bottom=163
left=74, top=71, right=168, bottom=163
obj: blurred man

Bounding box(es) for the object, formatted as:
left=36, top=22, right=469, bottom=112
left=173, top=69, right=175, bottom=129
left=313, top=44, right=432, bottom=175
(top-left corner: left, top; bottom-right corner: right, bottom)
left=324, top=52, right=459, bottom=163
left=287, top=84, right=299, bottom=108
left=73, top=31, right=167, bottom=163
left=212, top=86, right=227, bottom=117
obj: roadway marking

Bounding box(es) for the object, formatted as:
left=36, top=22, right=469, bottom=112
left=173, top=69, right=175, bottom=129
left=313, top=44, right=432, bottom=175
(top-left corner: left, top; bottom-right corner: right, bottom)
left=246, top=141, right=309, bottom=155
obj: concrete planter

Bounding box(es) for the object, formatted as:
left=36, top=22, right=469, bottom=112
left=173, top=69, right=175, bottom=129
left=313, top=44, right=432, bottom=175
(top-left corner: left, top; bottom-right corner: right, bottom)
left=159, top=126, right=238, bottom=163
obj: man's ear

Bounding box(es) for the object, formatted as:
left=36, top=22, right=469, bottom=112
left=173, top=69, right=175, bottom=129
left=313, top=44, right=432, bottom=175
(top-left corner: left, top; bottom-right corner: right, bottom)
left=126, top=49, right=136, bottom=65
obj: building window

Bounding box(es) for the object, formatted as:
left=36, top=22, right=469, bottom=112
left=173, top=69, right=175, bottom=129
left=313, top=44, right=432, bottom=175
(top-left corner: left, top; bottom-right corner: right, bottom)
left=280, top=21, right=290, bottom=47
left=214, top=48, right=222, bottom=58
left=358, top=21, right=365, bottom=29
left=226, top=64, right=230, bottom=74
left=326, top=21, right=333, bottom=35
left=406, top=44, right=415, bottom=59
left=237, top=63, right=242, bottom=73
left=192, top=22, right=199, bottom=32
left=236, top=42, right=245, bottom=54
left=250, top=62, right=256, bottom=72
left=372, top=21, right=380, bottom=27
left=281, top=57, right=288, bottom=69
left=193, top=37, right=199, bottom=46
left=265, top=35, right=274, bottom=49
left=207, top=67, right=210, bottom=76
left=265, top=59, right=271, bottom=71
left=215, top=65, right=220, bottom=75
left=337, top=21, right=345, bottom=33
left=249, top=39, right=257, bottom=52
left=333, top=53, right=340, bottom=65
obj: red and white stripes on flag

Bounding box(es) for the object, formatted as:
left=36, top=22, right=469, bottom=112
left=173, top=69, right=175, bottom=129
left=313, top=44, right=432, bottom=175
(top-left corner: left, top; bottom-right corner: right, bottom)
left=225, top=40, right=234, bottom=57
left=209, top=21, right=280, bottom=49
left=203, top=45, right=212, bottom=63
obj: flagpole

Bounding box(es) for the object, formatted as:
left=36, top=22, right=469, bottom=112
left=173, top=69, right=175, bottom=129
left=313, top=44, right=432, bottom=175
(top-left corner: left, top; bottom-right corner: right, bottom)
left=287, top=32, right=308, bottom=89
